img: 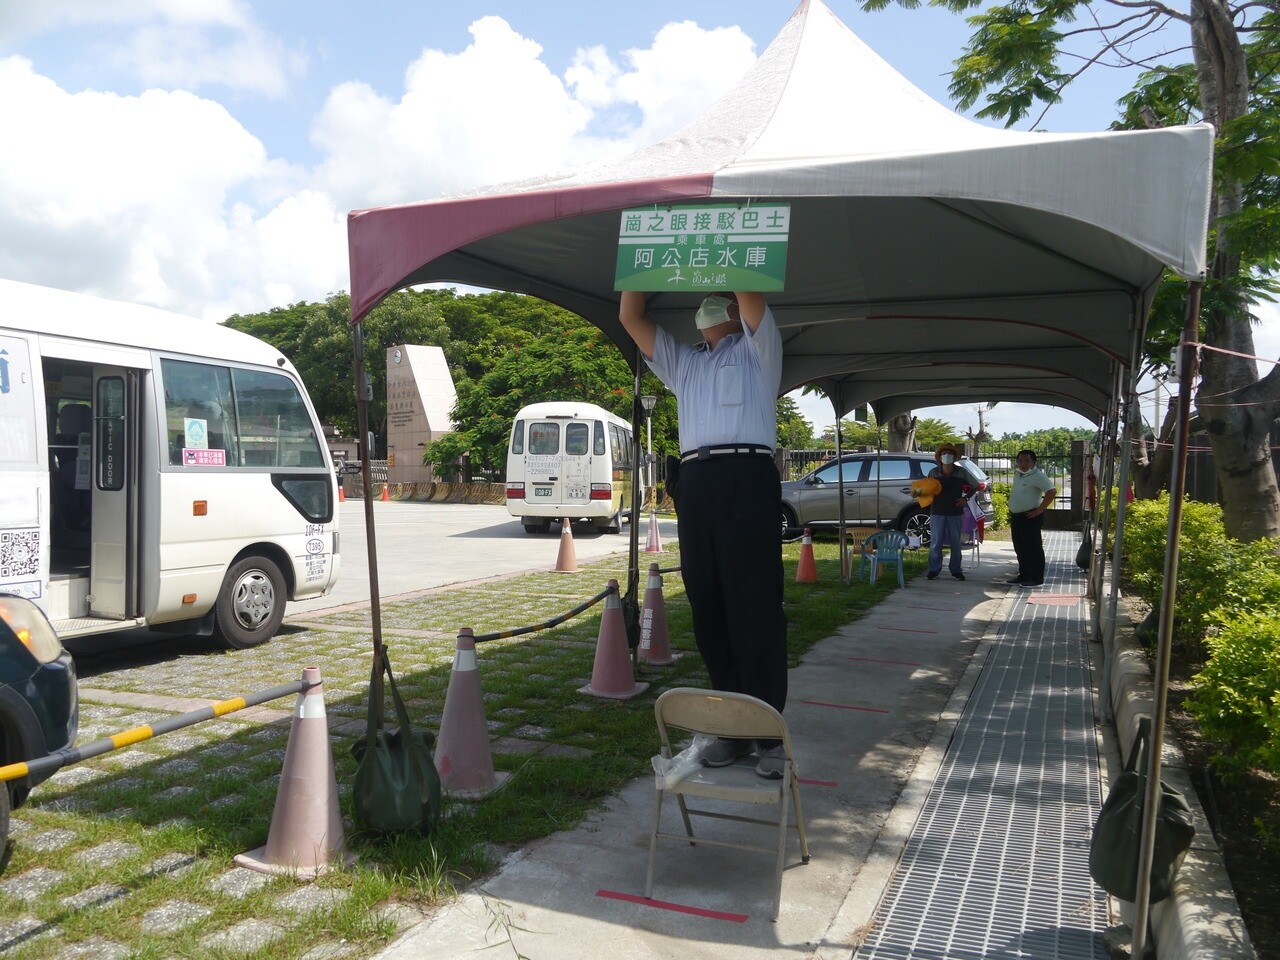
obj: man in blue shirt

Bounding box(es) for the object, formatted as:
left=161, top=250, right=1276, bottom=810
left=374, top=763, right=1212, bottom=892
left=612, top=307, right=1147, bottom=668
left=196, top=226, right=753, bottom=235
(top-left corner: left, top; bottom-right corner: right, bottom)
left=620, top=290, right=788, bottom=779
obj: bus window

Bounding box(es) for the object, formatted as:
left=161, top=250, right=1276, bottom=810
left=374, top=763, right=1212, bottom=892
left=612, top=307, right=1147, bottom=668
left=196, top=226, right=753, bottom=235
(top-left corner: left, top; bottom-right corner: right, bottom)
left=511, top=420, right=524, bottom=455
left=565, top=422, right=589, bottom=456
left=231, top=368, right=324, bottom=467
left=609, top=424, right=626, bottom=465
left=162, top=360, right=236, bottom=466
left=96, top=376, right=125, bottom=491
left=594, top=421, right=606, bottom=456
left=161, top=359, right=322, bottom=469
left=529, top=423, right=559, bottom=455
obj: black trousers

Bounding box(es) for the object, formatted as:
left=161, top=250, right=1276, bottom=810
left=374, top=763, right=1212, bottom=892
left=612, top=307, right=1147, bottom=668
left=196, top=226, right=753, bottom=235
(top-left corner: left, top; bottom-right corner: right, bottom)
left=1010, top=512, right=1046, bottom=583
left=674, top=455, right=788, bottom=715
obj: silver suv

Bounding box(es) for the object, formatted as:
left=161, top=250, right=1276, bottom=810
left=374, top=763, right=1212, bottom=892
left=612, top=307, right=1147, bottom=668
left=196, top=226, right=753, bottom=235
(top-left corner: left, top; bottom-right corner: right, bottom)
left=780, top=452, right=994, bottom=543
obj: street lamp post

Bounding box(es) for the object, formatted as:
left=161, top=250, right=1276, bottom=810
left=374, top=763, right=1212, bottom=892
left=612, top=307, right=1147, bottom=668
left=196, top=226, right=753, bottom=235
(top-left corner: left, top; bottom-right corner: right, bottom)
left=640, top=394, right=659, bottom=552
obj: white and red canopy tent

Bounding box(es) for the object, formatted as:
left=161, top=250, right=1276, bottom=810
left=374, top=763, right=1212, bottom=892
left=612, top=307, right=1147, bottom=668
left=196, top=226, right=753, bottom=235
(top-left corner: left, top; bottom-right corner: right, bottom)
left=347, top=0, right=1212, bottom=424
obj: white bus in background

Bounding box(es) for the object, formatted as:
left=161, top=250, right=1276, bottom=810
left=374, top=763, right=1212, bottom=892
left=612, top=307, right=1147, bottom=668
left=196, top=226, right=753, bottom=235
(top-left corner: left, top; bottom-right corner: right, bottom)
left=504, top=401, right=642, bottom=535
left=0, top=279, right=339, bottom=648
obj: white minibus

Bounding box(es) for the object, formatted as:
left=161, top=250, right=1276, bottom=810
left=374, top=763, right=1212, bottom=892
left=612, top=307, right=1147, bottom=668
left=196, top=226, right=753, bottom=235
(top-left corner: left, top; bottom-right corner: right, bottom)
left=504, top=401, right=641, bottom=534
left=0, top=279, right=339, bottom=647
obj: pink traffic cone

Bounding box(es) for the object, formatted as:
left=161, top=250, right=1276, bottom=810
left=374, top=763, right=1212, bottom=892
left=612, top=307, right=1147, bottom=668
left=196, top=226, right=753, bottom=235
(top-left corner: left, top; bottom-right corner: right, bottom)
left=579, top=581, right=649, bottom=699
left=554, top=521, right=578, bottom=572
left=435, top=628, right=498, bottom=796
left=638, top=563, right=675, bottom=666
left=236, top=667, right=355, bottom=878
left=645, top=509, right=662, bottom=553
left=796, top=528, right=818, bottom=583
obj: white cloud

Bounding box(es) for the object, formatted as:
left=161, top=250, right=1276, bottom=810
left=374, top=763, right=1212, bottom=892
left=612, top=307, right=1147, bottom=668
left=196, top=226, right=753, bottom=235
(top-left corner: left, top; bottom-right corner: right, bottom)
left=0, top=54, right=308, bottom=313
left=311, top=16, right=755, bottom=211
left=0, top=14, right=759, bottom=319
left=114, top=21, right=306, bottom=97
left=0, top=0, right=302, bottom=98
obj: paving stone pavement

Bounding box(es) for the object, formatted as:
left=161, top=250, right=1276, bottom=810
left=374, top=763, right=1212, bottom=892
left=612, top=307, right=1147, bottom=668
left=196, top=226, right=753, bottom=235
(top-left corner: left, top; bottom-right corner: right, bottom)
left=0, top=547, right=640, bottom=958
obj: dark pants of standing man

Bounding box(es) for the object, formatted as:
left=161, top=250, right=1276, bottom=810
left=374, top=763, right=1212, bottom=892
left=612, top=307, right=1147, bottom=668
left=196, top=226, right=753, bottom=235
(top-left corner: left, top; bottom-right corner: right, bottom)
left=1010, top=512, right=1047, bottom=583
left=674, top=454, right=788, bottom=715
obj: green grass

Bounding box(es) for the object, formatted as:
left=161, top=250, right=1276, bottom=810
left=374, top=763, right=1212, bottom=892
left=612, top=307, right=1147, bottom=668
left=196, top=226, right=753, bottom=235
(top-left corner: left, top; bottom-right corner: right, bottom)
left=2, top=534, right=923, bottom=958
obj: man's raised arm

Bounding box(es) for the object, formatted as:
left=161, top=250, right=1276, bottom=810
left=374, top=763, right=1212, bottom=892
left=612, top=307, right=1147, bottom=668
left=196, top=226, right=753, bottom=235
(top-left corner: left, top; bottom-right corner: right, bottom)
left=619, top=290, right=657, bottom=359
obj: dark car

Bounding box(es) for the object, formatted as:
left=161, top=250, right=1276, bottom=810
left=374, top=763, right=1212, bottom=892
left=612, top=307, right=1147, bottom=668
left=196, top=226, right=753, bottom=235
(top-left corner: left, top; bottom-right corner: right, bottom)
left=0, top=596, right=78, bottom=857
left=780, top=452, right=994, bottom=543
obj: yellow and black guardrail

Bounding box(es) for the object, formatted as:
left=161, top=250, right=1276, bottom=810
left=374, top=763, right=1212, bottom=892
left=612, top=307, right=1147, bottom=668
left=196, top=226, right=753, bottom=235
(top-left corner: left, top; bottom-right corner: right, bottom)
left=0, top=677, right=315, bottom=784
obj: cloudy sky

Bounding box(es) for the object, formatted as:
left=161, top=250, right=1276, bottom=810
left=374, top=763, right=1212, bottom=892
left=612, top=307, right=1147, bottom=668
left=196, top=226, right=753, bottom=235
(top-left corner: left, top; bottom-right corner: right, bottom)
left=2, top=0, right=1274, bottom=437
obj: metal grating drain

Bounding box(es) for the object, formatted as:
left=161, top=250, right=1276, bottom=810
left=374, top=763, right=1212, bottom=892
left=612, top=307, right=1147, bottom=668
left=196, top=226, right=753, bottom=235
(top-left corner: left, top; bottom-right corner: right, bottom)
left=855, top=534, right=1109, bottom=960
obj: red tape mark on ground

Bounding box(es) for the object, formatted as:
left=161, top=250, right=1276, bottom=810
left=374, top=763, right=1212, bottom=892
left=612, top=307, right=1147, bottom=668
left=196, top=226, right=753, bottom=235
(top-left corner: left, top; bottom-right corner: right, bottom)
left=880, top=626, right=937, bottom=636
left=801, top=699, right=890, bottom=714
left=798, top=778, right=838, bottom=787
left=848, top=656, right=922, bottom=667
left=1026, top=594, right=1084, bottom=606
left=596, top=889, right=748, bottom=922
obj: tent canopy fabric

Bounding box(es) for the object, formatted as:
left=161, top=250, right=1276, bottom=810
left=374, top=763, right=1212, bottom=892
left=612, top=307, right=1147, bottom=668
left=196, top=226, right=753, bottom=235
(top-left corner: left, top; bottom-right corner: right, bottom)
left=347, top=0, right=1213, bottom=424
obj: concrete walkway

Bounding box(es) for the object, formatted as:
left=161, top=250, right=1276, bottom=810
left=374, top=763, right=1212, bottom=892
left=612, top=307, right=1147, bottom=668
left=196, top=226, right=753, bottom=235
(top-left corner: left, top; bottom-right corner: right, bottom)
left=373, top=535, right=1107, bottom=959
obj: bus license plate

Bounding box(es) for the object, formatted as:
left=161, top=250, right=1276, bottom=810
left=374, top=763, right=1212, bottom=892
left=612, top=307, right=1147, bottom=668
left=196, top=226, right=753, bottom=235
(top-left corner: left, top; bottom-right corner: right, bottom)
left=535, top=488, right=553, bottom=497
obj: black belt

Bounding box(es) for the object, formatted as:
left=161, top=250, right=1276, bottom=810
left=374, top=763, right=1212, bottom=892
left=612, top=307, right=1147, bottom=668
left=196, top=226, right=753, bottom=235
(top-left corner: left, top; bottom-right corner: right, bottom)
left=680, top=444, right=773, bottom=463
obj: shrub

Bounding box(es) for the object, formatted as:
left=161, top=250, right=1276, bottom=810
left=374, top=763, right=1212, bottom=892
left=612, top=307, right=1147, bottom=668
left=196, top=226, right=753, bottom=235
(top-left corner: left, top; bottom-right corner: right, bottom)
left=1189, top=611, right=1280, bottom=779
left=989, top=482, right=1010, bottom=530
left=1120, top=495, right=1251, bottom=658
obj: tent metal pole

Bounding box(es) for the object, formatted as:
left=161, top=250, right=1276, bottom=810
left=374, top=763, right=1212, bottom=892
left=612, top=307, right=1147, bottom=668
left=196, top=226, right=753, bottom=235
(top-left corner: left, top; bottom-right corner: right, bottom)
left=353, top=322, right=385, bottom=717
left=1090, top=370, right=1120, bottom=633
left=1101, top=318, right=1144, bottom=722
left=624, top=354, right=645, bottom=658
left=834, top=385, right=849, bottom=582
left=1131, top=279, right=1202, bottom=960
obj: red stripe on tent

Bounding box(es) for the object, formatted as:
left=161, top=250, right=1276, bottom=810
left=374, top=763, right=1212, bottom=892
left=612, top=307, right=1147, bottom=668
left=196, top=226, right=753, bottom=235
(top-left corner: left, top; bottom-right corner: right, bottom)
left=596, top=889, right=748, bottom=922
left=801, top=699, right=890, bottom=714
left=348, top=174, right=716, bottom=322
left=849, top=656, right=923, bottom=667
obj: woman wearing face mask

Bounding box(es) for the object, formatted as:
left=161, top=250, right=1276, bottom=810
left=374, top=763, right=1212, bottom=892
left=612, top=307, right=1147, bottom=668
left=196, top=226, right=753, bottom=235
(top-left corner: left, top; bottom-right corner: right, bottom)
left=1006, top=449, right=1057, bottom=587
left=926, top=443, right=970, bottom=581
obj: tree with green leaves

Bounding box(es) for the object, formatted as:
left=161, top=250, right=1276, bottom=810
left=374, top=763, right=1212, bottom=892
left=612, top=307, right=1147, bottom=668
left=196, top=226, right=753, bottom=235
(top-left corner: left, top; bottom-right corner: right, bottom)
left=776, top=395, right=816, bottom=449
left=864, top=0, right=1280, bottom=540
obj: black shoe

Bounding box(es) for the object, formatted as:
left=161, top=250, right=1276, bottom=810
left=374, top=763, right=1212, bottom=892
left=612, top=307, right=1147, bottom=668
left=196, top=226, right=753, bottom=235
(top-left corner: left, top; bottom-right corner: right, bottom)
left=926, top=571, right=939, bottom=580
left=700, top=738, right=754, bottom=767
left=1005, top=576, right=1024, bottom=585
left=1017, top=580, right=1044, bottom=588
left=952, top=572, right=965, bottom=581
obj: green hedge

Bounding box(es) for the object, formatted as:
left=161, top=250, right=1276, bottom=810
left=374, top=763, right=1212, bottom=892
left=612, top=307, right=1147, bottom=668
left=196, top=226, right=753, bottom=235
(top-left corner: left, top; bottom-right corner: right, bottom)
left=1120, top=492, right=1280, bottom=778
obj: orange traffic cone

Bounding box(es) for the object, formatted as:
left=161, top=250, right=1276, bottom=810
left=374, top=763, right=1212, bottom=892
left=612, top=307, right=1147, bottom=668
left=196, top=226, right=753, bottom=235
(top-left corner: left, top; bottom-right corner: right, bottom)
left=645, top=509, right=662, bottom=553
left=435, top=628, right=503, bottom=797
left=235, top=667, right=355, bottom=878
left=579, top=581, right=649, bottom=699
left=796, top=528, right=818, bottom=583
left=380, top=484, right=390, bottom=502
left=337, top=484, right=346, bottom=503
left=638, top=563, right=676, bottom=666
left=554, top=520, right=578, bottom=573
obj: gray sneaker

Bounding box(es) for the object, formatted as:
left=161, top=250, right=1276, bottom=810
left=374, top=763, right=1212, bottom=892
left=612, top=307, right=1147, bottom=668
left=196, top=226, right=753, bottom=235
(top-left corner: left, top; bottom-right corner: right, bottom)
left=755, top=745, right=787, bottom=779
left=700, top=737, right=754, bottom=767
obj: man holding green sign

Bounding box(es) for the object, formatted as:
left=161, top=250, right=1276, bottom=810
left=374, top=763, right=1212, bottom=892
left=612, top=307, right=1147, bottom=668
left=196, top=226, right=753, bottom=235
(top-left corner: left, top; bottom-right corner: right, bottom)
left=619, top=288, right=788, bottom=779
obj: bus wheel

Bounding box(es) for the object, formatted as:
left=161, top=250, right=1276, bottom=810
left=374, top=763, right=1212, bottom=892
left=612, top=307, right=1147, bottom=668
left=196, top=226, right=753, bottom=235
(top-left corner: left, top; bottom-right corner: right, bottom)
left=214, top=555, right=285, bottom=649
left=596, top=508, right=622, bottom=534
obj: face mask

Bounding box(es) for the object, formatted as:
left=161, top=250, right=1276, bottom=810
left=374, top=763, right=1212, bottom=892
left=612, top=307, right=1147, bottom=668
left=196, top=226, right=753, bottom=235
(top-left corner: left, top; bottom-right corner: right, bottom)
left=940, top=454, right=954, bottom=465
left=1017, top=467, right=1032, bottom=476
left=695, top=296, right=733, bottom=330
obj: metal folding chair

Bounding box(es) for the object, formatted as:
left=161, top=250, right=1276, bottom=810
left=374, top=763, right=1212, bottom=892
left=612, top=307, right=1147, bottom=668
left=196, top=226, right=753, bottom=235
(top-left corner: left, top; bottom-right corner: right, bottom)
left=646, top=688, right=810, bottom=921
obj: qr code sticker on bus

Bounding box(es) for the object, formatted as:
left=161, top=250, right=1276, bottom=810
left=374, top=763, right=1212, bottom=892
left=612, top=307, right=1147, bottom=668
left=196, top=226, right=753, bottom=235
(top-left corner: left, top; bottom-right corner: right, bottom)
left=1, top=530, right=41, bottom=578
